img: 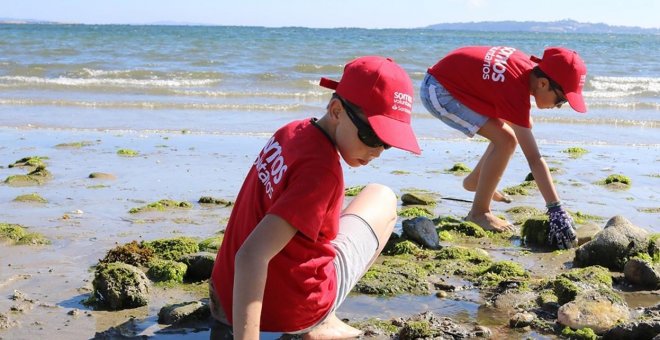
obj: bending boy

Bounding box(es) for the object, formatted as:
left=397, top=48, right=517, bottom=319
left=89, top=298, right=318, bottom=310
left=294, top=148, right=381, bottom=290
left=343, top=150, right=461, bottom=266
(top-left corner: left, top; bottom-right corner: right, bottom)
left=421, top=46, right=584, bottom=248
left=210, top=56, right=421, bottom=339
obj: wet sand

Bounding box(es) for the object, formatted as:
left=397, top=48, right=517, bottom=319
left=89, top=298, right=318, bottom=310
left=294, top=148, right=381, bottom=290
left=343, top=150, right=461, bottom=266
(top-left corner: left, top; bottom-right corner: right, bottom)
left=0, top=125, right=658, bottom=339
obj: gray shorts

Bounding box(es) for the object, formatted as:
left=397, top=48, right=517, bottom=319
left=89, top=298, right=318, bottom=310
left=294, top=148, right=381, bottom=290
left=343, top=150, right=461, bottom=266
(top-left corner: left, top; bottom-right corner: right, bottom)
left=289, top=213, right=379, bottom=334
left=420, top=72, right=489, bottom=137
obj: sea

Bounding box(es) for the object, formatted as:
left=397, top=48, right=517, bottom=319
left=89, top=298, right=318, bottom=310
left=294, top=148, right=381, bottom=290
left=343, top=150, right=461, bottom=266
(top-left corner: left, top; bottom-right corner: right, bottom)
left=0, top=24, right=659, bottom=145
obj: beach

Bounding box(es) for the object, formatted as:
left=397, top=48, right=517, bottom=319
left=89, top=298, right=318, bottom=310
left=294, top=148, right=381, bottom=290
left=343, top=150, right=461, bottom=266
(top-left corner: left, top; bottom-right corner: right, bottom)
left=1, top=24, right=659, bottom=339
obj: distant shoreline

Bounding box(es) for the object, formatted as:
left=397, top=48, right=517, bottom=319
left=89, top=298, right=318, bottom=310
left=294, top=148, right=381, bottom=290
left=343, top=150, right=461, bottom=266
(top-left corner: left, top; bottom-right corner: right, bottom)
left=1, top=19, right=658, bottom=34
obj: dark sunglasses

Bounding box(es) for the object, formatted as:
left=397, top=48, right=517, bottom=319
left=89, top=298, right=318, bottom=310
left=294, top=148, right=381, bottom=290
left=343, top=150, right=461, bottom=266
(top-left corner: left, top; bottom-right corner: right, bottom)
left=549, top=82, right=568, bottom=107
left=336, top=96, right=391, bottom=149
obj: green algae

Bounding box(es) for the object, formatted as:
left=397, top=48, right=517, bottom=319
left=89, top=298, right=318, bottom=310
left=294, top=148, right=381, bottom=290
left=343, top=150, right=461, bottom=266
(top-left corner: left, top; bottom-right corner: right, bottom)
left=475, top=260, right=529, bottom=287
left=398, top=206, right=434, bottom=218
left=344, top=185, right=365, bottom=197
left=349, top=318, right=399, bottom=336
left=143, top=237, right=199, bottom=261
left=54, top=141, right=95, bottom=148
left=100, top=240, right=155, bottom=267
left=129, top=199, right=193, bottom=214
left=521, top=217, right=549, bottom=246
left=399, top=320, right=433, bottom=339
left=117, top=148, right=139, bottom=157
left=638, top=207, right=660, bottom=213
left=561, top=326, right=597, bottom=340
left=390, top=240, right=422, bottom=255
left=13, top=193, right=47, bottom=203
left=147, top=259, right=187, bottom=283
left=506, top=206, right=545, bottom=225
left=502, top=180, right=537, bottom=196
left=597, top=174, right=632, bottom=189
left=390, top=170, right=410, bottom=175
left=437, top=220, right=487, bottom=238
left=438, top=230, right=453, bottom=241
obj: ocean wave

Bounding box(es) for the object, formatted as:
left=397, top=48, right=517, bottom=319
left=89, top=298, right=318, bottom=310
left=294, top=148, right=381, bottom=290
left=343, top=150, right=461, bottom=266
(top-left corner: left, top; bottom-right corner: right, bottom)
left=293, top=63, right=344, bottom=74
left=0, top=75, right=218, bottom=88
left=589, top=76, right=660, bottom=94
left=0, top=98, right=302, bottom=111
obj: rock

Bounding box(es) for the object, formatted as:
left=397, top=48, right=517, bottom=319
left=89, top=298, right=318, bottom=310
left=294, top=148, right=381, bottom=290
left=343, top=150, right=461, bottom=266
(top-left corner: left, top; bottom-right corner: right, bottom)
left=402, top=217, right=440, bottom=249
left=557, top=290, right=630, bottom=334
left=624, top=258, right=660, bottom=289
left=158, top=300, right=210, bottom=325
left=576, top=222, right=601, bottom=246
left=88, top=172, right=117, bottom=180
left=0, top=312, right=17, bottom=329
left=574, top=215, right=649, bottom=270
left=147, top=259, right=187, bottom=283
left=510, top=312, right=536, bottom=328
left=92, top=262, right=150, bottom=310
left=179, top=252, right=215, bottom=281
left=603, top=304, right=660, bottom=339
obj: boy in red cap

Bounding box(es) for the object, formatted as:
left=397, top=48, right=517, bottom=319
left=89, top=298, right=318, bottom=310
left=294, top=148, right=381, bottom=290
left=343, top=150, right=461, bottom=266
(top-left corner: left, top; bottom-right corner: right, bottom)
left=210, top=56, right=420, bottom=339
left=420, top=46, right=586, bottom=248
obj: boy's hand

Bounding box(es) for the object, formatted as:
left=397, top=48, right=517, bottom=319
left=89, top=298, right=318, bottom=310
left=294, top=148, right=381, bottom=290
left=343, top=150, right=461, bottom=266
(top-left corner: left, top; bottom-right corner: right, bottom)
left=547, top=205, right=578, bottom=249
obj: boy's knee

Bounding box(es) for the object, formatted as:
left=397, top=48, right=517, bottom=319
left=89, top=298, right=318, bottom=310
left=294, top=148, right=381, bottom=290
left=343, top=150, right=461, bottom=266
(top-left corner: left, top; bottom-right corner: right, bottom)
left=363, top=183, right=397, bottom=211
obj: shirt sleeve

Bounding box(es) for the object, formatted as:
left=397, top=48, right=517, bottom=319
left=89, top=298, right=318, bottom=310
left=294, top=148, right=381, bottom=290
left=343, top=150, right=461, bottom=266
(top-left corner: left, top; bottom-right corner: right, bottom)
left=267, top=164, right=341, bottom=241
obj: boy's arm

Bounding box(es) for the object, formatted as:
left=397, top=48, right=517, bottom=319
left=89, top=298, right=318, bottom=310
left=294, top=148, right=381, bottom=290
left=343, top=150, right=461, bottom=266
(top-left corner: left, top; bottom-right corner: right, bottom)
left=510, top=125, right=560, bottom=204
left=233, top=214, right=297, bottom=340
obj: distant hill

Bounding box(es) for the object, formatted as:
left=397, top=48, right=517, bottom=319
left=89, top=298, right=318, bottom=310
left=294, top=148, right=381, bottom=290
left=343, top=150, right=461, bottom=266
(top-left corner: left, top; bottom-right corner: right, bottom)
left=426, top=19, right=660, bottom=34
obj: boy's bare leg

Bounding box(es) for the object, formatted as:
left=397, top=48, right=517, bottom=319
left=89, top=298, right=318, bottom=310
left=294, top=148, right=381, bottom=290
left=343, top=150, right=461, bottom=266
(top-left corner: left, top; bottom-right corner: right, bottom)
left=466, top=119, right=516, bottom=232
left=462, top=142, right=511, bottom=203
left=305, top=183, right=397, bottom=339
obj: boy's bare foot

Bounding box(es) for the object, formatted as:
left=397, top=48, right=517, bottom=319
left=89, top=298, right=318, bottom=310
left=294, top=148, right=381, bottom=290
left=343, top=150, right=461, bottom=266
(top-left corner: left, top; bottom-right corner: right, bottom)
left=492, top=191, right=512, bottom=203
left=303, top=313, right=362, bottom=340
left=466, top=212, right=514, bottom=232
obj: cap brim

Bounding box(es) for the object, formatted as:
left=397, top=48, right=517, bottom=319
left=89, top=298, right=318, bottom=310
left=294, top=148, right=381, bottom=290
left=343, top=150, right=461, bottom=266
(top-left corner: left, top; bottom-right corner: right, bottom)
left=319, top=77, right=338, bottom=90
left=368, top=115, right=421, bottom=155
left=566, top=92, right=587, bottom=113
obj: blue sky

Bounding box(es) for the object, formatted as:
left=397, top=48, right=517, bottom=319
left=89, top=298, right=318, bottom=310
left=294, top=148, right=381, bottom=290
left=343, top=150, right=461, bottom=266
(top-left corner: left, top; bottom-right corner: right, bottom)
left=1, top=0, right=658, bottom=29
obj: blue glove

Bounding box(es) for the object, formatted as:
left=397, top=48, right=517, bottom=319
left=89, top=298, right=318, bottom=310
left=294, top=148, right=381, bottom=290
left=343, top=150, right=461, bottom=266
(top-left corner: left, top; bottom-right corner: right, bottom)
left=547, top=203, right=577, bottom=249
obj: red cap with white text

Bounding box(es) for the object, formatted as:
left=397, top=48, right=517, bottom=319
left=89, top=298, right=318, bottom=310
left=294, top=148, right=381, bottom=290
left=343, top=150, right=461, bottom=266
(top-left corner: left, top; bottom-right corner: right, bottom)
left=531, top=47, right=588, bottom=113
left=319, top=56, right=421, bottom=154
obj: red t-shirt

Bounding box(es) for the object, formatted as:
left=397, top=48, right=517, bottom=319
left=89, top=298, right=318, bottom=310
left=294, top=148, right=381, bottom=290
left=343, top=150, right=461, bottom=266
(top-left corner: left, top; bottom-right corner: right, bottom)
left=427, top=46, right=535, bottom=128
left=211, top=119, right=343, bottom=332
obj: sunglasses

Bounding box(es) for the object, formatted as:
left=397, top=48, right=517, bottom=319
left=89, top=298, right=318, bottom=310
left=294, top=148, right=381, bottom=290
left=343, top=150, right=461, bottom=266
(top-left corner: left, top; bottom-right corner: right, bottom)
left=549, top=82, right=568, bottom=108
left=336, top=96, right=391, bottom=149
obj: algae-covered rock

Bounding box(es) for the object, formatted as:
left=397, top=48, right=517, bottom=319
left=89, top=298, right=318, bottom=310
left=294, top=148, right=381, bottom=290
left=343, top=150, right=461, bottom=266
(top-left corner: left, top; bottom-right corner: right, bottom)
left=178, top=252, right=216, bottom=281
left=117, top=148, right=139, bottom=157
left=91, top=262, right=150, bottom=310
left=355, top=257, right=430, bottom=296
left=390, top=240, right=423, bottom=255
left=143, top=237, right=199, bottom=261
left=399, top=320, right=433, bottom=339
left=445, top=162, right=472, bottom=175
left=158, top=300, right=210, bottom=325
left=13, top=193, right=47, bottom=203
left=623, top=257, right=660, bottom=289
left=506, top=206, right=545, bottom=225
left=198, top=196, right=232, bottom=207
left=400, top=192, right=436, bottom=206
left=574, top=215, right=649, bottom=270
left=129, top=199, right=193, bottom=214
left=521, top=217, right=550, bottom=246
left=561, top=327, right=598, bottom=340
left=597, top=174, right=632, bottom=189
left=441, top=220, right=487, bottom=238
left=100, top=240, right=155, bottom=267
left=562, top=147, right=589, bottom=158
left=198, top=236, right=223, bottom=252
left=55, top=141, right=95, bottom=148
left=0, top=223, right=50, bottom=245
left=475, top=260, right=529, bottom=287
left=8, top=156, right=47, bottom=169
left=147, top=259, right=187, bottom=283
left=557, top=290, right=630, bottom=334
left=4, top=166, right=52, bottom=186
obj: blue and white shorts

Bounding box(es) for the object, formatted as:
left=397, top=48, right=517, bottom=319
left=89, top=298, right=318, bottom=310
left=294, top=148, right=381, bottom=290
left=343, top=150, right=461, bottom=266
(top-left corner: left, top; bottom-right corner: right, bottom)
left=420, top=73, right=489, bottom=137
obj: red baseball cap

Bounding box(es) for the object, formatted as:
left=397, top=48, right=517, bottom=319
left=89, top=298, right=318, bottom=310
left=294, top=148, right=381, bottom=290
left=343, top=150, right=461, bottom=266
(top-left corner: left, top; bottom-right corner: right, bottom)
left=531, top=47, right=588, bottom=113
left=319, top=56, right=421, bottom=154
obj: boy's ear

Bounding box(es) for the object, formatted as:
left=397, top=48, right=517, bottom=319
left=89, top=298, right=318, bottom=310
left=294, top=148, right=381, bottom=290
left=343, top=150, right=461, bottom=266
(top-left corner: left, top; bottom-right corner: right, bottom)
left=328, top=98, right=343, bottom=120
left=537, top=77, right=550, bottom=90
